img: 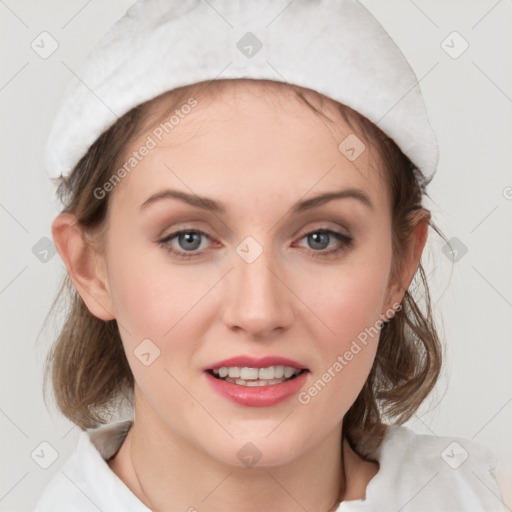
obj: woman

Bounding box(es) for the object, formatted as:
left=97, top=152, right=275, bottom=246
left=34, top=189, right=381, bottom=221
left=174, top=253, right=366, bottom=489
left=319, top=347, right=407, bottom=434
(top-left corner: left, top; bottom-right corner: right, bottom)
left=36, top=1, right=503, bottom=510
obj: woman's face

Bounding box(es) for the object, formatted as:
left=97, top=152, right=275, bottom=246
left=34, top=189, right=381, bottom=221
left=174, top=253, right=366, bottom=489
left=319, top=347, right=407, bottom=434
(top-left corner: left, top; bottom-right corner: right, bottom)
left=99, top=81, right=400, bottom=466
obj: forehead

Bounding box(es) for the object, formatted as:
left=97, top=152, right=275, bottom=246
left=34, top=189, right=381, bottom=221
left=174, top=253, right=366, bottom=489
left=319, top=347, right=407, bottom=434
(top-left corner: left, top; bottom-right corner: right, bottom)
left=112, top=80, right=389, bottom=213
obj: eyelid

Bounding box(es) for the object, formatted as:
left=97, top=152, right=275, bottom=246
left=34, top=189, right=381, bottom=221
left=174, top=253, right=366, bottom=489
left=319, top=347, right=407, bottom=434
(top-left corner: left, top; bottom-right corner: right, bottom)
left=155, top=217, right=215, bottom=239
left=292, top=220, right=351, bottom=239
left=159, top=228, right=218, bottom=249
left=296, top=227, right=351, bottom=243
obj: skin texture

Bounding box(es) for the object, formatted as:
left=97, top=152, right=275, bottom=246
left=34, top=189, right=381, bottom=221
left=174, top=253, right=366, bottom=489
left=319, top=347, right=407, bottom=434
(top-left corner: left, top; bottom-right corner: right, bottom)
left=52, top=80, right=429, bottom=511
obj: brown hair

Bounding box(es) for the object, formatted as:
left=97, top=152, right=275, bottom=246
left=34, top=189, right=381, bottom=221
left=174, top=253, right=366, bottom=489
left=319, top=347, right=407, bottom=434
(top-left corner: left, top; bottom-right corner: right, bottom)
left=44, top=79, right=444, bottom=456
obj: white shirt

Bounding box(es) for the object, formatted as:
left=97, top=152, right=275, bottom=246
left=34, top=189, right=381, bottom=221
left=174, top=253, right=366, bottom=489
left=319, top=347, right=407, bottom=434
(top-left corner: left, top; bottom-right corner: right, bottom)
left=34, top=420, right=505, bottom=511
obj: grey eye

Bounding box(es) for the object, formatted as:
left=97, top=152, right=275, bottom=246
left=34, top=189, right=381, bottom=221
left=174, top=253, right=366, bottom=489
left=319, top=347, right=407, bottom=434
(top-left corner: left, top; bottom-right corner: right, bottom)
left=307, top=232, right=331, bottom=250
left=177, top=231, right=203, bottom=251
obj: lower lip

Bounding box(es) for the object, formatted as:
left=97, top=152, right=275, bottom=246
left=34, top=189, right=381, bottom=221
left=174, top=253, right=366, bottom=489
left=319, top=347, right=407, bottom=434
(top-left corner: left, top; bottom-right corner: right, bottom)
left=204, top=371, right=308, bottom=407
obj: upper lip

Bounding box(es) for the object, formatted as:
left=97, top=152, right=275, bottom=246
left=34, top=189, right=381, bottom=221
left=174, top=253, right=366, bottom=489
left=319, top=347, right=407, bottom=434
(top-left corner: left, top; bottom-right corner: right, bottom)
left=204, top=355, right=308, bottom=371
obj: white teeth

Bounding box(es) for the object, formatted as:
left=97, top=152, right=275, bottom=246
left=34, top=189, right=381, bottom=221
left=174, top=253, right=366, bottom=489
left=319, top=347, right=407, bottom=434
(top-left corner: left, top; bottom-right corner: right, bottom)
left=211, top=365, right=303, bottom=385
left=258, top=367, right=275, bottom=379
left=240, top=367, right=259, bottom=380
left=284, top=367, right=295, bottom=378
left=274, top=365, right=285, bottom=378
left=228, top=367, right=241, bottom=378
left=241, top=379, right=260, bottom=386
left=233, top=377, right=290, bottom=387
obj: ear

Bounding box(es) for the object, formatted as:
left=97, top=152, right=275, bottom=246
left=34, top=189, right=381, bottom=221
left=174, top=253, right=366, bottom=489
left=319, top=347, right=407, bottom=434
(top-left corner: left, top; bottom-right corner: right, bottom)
left=384, top=209, right=430, bottom=317
left=52, top=212, right=115, bottom=321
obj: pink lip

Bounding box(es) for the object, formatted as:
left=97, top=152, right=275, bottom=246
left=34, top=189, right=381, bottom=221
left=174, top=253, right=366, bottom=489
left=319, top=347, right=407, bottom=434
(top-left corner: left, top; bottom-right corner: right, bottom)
left=204, top=370, right=309, bottom=407
left=204, top=355, right=308, bottom=371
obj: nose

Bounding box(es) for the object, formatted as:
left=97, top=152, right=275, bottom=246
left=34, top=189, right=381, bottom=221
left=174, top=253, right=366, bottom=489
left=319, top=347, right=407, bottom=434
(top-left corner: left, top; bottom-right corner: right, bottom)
left=221, top=244, right=295, bottom=340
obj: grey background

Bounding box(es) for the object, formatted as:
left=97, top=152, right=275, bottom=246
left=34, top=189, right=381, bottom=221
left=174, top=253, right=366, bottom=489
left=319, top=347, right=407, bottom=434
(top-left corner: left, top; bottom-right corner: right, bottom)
left=1, top=0, right=511, bottom=510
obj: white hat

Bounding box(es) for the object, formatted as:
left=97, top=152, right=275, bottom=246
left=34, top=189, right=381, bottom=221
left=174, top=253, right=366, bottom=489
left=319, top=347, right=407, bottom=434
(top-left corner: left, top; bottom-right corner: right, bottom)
left=46, top=0, right=438, bottom=190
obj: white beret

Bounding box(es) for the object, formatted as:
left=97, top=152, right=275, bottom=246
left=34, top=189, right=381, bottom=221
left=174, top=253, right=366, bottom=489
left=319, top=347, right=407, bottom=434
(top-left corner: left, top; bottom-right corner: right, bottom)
left=46, top=0, right=438, bottom=190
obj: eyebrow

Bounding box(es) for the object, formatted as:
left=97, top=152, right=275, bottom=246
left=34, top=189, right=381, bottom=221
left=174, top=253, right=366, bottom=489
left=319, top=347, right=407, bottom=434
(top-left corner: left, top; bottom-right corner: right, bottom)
left=141, top=189, right=226, bottom=213
left=140, top=187, right=373, bottom=213
left=291, top=188, right=373, bottom=213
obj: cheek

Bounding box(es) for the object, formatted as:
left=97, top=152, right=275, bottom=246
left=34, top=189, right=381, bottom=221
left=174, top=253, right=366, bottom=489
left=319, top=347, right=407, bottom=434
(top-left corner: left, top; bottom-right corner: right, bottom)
left=294, top=231, right=392, bottom=417
left=104, top=240, right=201, bottom=404
left=306, top=230, right=393, bottom=346
left=104, top=232, right=223, bottom=391
left=105, top=230, right=198, bottom=337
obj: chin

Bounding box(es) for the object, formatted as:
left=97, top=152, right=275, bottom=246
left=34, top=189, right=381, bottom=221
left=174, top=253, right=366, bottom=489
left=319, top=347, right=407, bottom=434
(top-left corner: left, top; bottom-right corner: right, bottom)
left=198, top=429, right=312, bottom=469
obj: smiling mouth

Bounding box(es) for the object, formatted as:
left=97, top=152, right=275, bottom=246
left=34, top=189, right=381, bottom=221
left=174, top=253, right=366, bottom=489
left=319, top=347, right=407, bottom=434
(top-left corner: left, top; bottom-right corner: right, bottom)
left=207, top=366, right=307, bottom=387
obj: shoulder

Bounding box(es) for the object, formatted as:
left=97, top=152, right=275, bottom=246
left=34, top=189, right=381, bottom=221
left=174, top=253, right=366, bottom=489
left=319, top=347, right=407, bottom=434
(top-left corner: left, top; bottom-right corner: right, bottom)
left=357, top=425, right=505, bottom=512
left=34, top=420, right=148, bottom=512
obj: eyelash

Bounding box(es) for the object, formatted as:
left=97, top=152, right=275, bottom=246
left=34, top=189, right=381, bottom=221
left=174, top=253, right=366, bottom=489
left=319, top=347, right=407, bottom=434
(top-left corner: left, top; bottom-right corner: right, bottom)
left=158, top=228, right=353, bottom=260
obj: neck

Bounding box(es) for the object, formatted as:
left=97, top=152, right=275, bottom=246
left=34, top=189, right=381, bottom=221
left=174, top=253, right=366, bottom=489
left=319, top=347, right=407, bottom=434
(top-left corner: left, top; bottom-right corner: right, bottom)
left=109, top=401, right=376, bottom=511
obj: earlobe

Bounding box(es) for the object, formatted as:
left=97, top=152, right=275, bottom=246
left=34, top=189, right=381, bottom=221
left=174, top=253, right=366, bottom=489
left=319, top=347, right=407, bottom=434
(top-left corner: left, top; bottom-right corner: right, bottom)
left=385, top=210, right=430, bottom=315
left=51, top=213, right=115, bottom=321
